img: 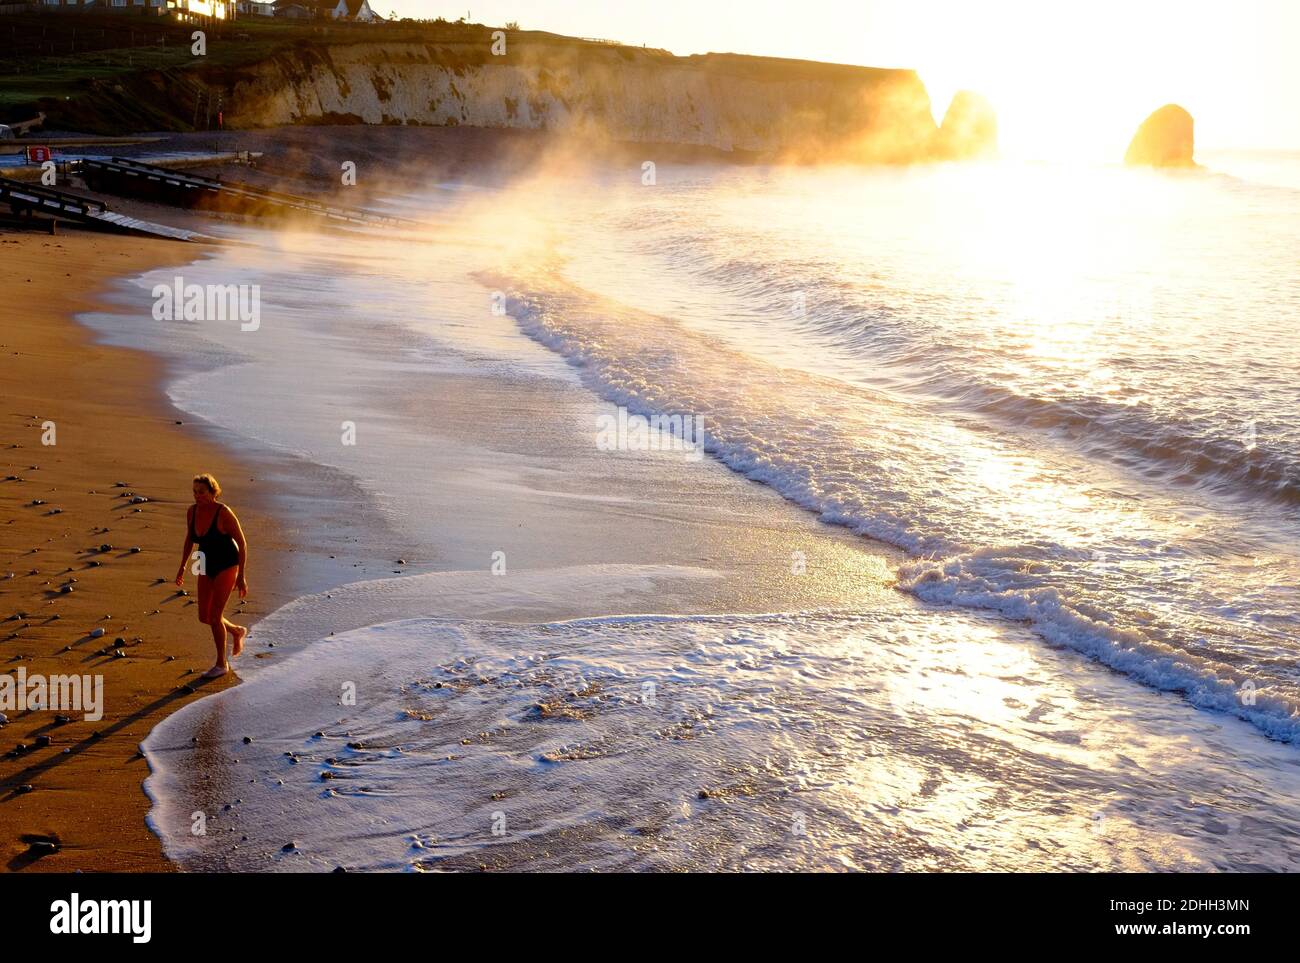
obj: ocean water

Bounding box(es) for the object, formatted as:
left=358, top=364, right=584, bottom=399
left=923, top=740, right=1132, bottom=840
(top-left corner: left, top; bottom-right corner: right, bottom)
left=119, top=151, right=1300, bottom=871
left=506, top=157, right=1300, bottom=741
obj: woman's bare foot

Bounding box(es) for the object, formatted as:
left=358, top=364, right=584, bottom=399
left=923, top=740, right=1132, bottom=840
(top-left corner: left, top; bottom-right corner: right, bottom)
left=229, top=624, right=248, bottom=658
left=201, top=664, right=229, bottom=680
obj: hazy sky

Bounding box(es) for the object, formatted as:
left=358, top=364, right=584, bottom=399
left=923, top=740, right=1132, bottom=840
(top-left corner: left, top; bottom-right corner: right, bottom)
left=375, top=0, right=1300, bottom=156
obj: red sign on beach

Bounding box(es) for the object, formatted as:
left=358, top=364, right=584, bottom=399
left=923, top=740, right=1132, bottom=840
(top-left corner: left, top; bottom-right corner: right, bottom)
left=25, top=145, right=52, bottom=164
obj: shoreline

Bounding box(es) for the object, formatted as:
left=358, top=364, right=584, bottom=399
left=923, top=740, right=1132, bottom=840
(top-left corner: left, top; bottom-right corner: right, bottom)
left=0, top=126, right=776, bottom=872
left=8, top=128, right=1291, bottom=872
left=0, top=226, right=304, bottom=871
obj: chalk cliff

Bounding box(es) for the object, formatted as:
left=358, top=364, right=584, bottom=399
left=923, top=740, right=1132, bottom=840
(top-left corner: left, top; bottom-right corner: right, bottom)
left=213, top=41, right=952, bottom=162
left=933, top=90, right=998, bottom=160
left=1124, top=104, right=1195, bottom=167
left=45, top=33, right=997, bottom=163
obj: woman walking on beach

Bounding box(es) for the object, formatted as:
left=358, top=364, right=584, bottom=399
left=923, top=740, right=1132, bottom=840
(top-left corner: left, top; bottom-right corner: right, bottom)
left=175, top=473, right=249, bottom=679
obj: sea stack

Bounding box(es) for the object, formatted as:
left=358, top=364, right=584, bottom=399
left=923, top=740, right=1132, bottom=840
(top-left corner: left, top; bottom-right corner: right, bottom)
left=1124, top=104, right=1195, bottom=167
left=933, top=90, right=999, bottom=160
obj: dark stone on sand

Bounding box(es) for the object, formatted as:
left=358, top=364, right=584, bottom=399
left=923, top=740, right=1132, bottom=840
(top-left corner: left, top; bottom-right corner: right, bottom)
left=17, top=785, right=34, bottom=794
left=34, top=735, right=50, bottom=748
left=1125, top=104, right=1195, bottom=167
left=243, top=736, right=253, bottom=744
left=90, top=628, right=105, bottom=639
left=99, top=544, right=112, bottom=553
left=113, top=637, right=126, bottom=646
left=114, top=650, right=126, bottom=659
left=130, top=547, right=141, bottom=554
left=282, top=841, right=298, bottom=852
left=59, top=586, right=73, bottom=594
left=333, top=866, right=347, bottom=873
left=27, top=839, right=58, bottom=856
left=313, top=731, right=324, bottom=738
left=320, top=771, right=334, bottom=780
left=54, top=715, right=71, bottom=724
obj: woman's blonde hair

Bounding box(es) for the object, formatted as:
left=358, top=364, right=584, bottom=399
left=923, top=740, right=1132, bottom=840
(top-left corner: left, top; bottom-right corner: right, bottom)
left=192, top=473, right=222, bottom=498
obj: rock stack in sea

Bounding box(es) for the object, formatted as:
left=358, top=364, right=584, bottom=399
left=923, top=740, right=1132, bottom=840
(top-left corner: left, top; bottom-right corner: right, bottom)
left=1124, top=104, right=1196, bottom=167
left=933, top=90, right=999, bottom=160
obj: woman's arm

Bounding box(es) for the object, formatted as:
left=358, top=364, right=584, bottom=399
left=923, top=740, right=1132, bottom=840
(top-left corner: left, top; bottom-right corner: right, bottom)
left=176, top=506, right=194, bottom=587
left=223, top=506, right=250, bottom=597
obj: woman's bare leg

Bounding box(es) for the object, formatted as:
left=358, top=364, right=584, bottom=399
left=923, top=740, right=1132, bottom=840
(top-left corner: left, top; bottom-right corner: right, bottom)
left=200, top=568, right=238, bottom=679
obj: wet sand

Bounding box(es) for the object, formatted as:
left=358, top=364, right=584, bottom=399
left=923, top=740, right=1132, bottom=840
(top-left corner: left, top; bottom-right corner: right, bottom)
left=0, top=227, right=296, bottom=871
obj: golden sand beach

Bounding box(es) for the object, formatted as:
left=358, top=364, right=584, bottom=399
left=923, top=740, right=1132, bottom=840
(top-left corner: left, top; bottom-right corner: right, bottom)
left=0, top=227, right=293, bottom=871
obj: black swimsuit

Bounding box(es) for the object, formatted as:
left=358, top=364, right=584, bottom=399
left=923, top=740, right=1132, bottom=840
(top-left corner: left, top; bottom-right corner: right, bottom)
left=190, top=504, right=239, bottom=578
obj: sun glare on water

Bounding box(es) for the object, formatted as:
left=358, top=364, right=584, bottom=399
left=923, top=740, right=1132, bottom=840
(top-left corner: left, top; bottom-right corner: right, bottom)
left=909, top=0, right=1278, bottom=160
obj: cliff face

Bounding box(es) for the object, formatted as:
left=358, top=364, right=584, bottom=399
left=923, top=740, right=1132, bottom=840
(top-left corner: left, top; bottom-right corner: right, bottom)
left=217, top=42, right=944, bottom=162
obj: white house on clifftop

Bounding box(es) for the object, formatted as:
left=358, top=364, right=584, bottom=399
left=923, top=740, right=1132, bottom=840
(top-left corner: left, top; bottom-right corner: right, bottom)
left=273, top=0, right=375, bottom=19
